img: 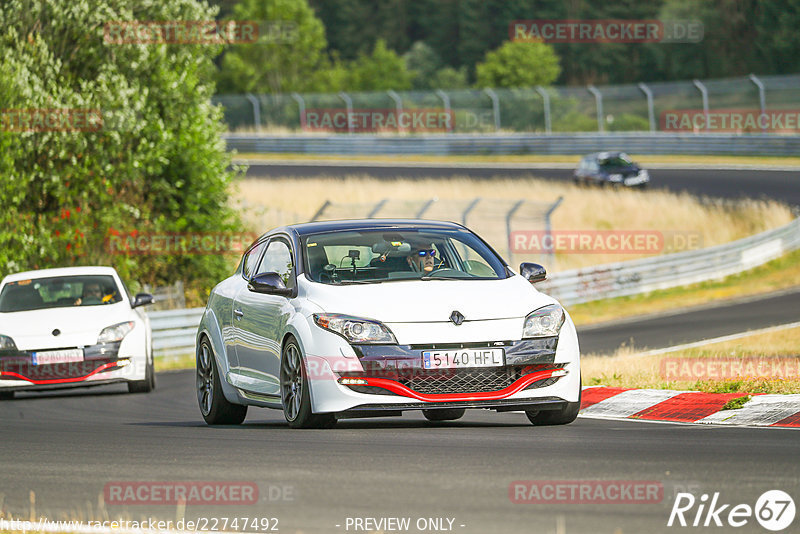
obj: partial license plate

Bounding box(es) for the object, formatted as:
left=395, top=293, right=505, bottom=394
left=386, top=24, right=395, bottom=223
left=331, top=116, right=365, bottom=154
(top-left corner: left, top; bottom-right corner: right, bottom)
left=31, top=349, right=84, bottom=366
left=423, top=348, right=504, bottom=369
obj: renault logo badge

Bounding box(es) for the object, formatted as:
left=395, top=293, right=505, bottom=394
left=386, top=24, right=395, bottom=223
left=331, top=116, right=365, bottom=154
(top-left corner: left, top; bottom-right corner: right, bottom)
left=449, top=311, right=465, bottom=326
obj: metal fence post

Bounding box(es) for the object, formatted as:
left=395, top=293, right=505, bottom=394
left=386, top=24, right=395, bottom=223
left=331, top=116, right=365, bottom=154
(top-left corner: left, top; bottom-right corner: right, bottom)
left=416, top=198, right=436, bottom=218
left=291, top=92, right=305, bottom=130
left=637, top=82, right=656, bottom=132
left=587, top=85, right=604, bottom=133
left=749, top=74, right=767, bottom=133
left=505, top=200, right=525, bottom=263
left=387, top=90, right=403, bottom=133
left=484, top=88, right=501, bottom=131
left=461, top=198, right=481, bottom=225
left=436, top=89, right=452, bottom=131
left=338, top=91, right=354, bottom=134
left=245, top=94, right=261, bottom=131
left=544, top=196, right=563, bottom=265
left=310, top=200, right=331, bottom=222
left=535, top=86, right=552, bottom=134
left=367, top=199, right=387, bottom=218
left=693, top=79, right=709, bottom=132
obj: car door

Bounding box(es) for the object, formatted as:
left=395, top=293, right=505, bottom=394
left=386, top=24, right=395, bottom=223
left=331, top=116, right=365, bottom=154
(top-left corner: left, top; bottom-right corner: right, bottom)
left=224, top=239, right=267, bottom=373
left=231, top=236, right=297, bottom=397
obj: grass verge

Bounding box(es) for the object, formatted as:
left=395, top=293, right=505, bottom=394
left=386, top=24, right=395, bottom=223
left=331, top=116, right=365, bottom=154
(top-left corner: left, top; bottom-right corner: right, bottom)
left=581, top=325, right=800, bottom=394
left=568, top=249, right=800, bottom=326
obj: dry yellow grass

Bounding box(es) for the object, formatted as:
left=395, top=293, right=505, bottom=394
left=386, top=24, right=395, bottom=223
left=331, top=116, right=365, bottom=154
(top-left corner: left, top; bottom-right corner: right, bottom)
left=581, top=325, right=800, bottom=393
left=230, top=175, right=793, bottom=272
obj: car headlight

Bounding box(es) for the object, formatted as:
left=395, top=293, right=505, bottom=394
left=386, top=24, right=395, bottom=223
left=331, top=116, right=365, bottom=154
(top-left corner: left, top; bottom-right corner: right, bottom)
left=0, top=334, right=17, bottom=351
left=609, top=174, right=623, bottom=182
left=639, top=169, right=649, bottom=178
left=313, top=314, right=397, bottom=344
left=523, top=305, right=565, bottom=338
left=97, top=321, right=135, bottom=344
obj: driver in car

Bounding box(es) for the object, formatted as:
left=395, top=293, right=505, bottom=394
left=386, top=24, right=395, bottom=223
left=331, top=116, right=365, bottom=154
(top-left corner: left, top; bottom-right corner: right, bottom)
left=74, top=282, right=113, bottom=306
left=406, top=244, right=438, bottom=273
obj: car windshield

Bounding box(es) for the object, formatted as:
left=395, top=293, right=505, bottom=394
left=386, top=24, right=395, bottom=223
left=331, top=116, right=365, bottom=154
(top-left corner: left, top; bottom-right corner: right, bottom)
left=599, top=154, right=634, bottom=168
left=0, top=275, right=123, bottom=312
left=303, top=228, right=508, bottom=285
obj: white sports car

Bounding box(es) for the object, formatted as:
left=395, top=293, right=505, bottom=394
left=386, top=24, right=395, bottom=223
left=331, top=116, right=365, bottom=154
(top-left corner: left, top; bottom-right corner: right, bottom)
left=0, top=266, right=155, bottom=398
left=196, top=220, right=580, bottom=428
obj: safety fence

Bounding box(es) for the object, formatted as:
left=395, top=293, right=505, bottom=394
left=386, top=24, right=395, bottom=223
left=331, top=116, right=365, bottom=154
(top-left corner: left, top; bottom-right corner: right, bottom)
left=214, top=74, right=800, bottom=135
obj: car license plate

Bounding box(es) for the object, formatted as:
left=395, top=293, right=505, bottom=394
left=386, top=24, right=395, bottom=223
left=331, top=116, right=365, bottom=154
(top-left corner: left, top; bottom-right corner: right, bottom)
left=31, top=349, right=84, bottom=366
left=422, top=348, right=504, bottom=369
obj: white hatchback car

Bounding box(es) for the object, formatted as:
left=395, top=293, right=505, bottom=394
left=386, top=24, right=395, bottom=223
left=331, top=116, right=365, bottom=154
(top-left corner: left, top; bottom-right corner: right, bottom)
left=196, top=220, right=580, bottom=428
left=0, top=266, right=155, bottom=398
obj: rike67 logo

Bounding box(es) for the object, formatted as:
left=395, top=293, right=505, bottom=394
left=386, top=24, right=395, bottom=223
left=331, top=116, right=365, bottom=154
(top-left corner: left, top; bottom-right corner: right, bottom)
left=668, top=490, right=795, bottom=531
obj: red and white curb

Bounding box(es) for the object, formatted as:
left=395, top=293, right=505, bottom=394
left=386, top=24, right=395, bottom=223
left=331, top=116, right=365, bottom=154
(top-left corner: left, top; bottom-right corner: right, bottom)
left=579, top=387, right=800, bottom=428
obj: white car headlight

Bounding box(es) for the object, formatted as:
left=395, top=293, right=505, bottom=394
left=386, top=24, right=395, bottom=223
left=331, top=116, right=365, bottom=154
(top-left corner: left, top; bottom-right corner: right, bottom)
left=313, top=314, right=397, bottom=344
left=523, top=304, right=565, bottom=338
left=97, top=321, right=135, bottom=344
left=0, top=334, right=17, bottom=351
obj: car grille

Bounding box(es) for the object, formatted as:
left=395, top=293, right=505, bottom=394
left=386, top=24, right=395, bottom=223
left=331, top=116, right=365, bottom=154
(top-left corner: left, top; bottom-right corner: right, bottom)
left=341, top=364, right=564, bottom=396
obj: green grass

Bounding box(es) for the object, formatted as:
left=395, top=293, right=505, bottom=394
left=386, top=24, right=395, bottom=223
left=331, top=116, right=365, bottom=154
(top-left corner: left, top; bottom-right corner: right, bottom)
left=569, top=248, right=800, bottom=326
left=722, top=395, right=752, bottom=410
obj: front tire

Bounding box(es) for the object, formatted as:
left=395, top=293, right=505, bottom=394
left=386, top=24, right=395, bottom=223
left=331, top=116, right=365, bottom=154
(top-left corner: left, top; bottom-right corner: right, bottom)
left=128, top=352, right=155, bottom=394
left=423, top=408, right=465, bottom=422
left=197, top=339, right=247, bottom=425
left=526, top=383, right=581, bottom=426
left=280, top=338, right=336, bottom=429
left=0, top=391, right=14, bottom=400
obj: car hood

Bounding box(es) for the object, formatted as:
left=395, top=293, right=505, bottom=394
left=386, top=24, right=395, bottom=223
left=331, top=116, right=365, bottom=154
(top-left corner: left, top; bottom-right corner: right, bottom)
left=301, top=275, right=556, bottom=323
left=0, top=304, right=133, bottom=350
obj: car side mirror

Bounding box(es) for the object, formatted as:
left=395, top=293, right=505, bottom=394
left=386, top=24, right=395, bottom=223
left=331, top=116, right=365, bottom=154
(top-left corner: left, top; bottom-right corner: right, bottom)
left=248, top=272, right=292, bottom=296
left=132, top=293, right=154, bottom=308
left=520, top=262, right=547, bottom=283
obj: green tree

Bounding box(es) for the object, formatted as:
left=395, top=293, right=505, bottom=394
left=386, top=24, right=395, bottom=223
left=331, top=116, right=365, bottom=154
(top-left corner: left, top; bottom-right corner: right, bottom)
left=346, top=39, right=412, bottom=91
left=216, top=0, right=332, bottom=93
left=475, top=40, right=560, bottom=88
left=0, top=0, right=240, bottom=295
left=404, top=41, right=442, bottom=89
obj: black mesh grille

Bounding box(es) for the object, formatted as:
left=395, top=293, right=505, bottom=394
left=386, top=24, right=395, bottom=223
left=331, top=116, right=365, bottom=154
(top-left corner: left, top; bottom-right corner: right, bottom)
left=342, top=364, right=565, bottom=396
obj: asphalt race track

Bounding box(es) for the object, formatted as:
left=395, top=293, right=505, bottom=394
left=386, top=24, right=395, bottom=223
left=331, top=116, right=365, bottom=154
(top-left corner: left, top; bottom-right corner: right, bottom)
left=243, top=162, right=800, bottom=206
left=1, top=371, right=798, bottom=534
left=578, top=287, right=800, bottom=355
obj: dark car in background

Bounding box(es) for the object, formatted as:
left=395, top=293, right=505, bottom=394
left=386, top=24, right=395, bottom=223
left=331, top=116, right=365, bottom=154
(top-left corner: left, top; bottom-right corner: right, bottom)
left=574, top=152, right=650, bottom=188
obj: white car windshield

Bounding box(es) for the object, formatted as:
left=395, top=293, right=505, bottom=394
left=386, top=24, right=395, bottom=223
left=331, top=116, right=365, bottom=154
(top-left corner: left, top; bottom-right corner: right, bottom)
left=303, top=228, right=508, bottom=285
left=0, top=275, right=123, bottom=312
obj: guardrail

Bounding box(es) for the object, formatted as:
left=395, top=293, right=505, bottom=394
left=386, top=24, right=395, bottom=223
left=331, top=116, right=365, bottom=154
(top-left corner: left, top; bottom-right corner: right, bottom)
left=537, top=217, right=800, bottom=305
left=149, top=218, right=800, bottom=359
left=223, top=133, right=800, bottom=156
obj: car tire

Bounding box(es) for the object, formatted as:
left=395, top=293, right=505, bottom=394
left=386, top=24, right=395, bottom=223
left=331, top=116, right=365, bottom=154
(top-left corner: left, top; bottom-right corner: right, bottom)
left=526, top=382, right=581, bottom=426
left=280, top=337, right=336, bottom=429
left=128, top=352, right=155, bottom=394
left=197, top=338, right=247, bottom=425
left=0, top=391, right=14, bottom=400
left=423, top=408, right=466, bottom=422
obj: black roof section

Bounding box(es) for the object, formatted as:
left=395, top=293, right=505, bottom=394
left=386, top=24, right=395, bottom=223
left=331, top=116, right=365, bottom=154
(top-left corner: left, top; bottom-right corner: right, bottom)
left=279, top=219, right=465, bottom=237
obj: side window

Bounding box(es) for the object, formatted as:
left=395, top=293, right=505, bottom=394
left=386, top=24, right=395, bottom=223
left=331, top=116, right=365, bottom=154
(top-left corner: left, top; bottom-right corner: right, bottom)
left=242, top=241, right=267, bottom=280
left=256, top=238, right=295, bottom=288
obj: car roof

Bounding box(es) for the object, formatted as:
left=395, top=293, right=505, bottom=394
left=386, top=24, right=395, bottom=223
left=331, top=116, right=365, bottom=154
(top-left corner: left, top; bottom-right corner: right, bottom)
left=1, top=266, right=120, bottom=285
left=271, top=219, right=466, bottom=238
